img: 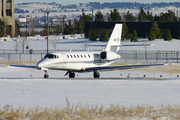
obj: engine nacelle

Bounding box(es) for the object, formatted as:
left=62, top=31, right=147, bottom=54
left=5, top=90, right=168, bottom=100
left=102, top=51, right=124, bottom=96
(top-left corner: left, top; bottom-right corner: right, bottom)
left=100, top=51, right=107, bottom=60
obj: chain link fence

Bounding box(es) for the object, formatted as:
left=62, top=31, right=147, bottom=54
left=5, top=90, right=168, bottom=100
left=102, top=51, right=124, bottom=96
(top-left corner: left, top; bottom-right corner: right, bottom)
left=120, top=50, right=180, bottom=63
left=1, top=50, right=180, bottom=63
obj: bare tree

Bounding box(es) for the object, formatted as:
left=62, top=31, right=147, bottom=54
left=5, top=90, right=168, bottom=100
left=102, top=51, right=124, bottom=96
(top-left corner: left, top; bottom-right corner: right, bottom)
left=28, top=16, right=37, bottom=36
left=53, top=23, right=61, bottom=35
left=51, top=38, right=58, bottom=50
left=83, top=39, right=89, bottom=50
left=61, top=16, right=65, bottom=35
left=13, top=38, right=20, bottom=53
left=79, top=17, right=84, bottom=34
left=20, top=38, right=29, bottom=53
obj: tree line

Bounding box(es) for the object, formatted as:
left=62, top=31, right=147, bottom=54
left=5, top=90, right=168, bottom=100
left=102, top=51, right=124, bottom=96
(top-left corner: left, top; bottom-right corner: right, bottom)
left=0, top=6, right=176, bottom=41
left=47, top=7, right=178, bottom=39
left=89, top=7, right=176, bottom=41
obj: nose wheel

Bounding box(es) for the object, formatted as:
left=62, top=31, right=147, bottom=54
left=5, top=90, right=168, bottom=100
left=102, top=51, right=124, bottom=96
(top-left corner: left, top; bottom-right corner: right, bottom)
left=44, top=70, right=49, bottom=78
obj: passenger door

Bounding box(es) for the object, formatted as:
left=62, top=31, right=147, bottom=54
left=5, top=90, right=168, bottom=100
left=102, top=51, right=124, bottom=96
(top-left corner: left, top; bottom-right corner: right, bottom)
left=62, top=53, right=67, bottom=67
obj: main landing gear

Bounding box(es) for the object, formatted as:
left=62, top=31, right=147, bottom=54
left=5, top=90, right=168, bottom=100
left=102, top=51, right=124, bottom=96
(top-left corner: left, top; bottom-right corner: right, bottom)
left=44, top=70, right=49, bottom=78
left=69, top=71, right=75, bottom=78
left=93, top=70, right=100, bottom=78
left=64, top=70, right=100, bottom=78
left=65, top=71, right=75, bottom=78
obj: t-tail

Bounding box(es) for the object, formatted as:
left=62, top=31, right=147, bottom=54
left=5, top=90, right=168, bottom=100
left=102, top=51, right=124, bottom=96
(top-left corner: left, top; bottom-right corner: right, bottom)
left=105, top=24, right=122, bottom=55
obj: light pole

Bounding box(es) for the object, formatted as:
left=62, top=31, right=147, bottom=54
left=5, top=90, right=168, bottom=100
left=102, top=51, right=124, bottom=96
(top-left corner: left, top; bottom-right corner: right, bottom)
left=92, top=9, right=93, bottom=21
left=47, top=12, right=49, bottom=53
left=26, top=15, right=29, bottom=38
left=44, top=10, right=46, bottom=26
left=62, top=15, right=65, bottom=35
left=23, top=15, right=29, bottom=54
left=51, top=18, right=53, bottom=34
left=106, top=13, right=109, bottom=22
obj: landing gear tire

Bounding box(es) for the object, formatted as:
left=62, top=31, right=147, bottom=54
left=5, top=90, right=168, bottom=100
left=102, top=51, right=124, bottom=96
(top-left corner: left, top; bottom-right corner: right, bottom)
left=93, top=74, right=99, bottom=78
left=44, top=70, right=49, bottom=78
left=44, top=74, right=49, bottom=78
left=93, top=70, right=100, bottom=78
left=69, top=72, right=75, bottom=78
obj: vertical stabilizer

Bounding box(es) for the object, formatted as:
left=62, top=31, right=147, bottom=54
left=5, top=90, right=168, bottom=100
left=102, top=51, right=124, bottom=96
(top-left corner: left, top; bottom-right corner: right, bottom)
left=105, top=24, right=122, bottom=54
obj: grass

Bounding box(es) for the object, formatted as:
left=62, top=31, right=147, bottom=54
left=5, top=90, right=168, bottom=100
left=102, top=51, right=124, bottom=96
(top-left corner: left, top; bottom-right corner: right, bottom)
left=113, top=62, right=180, bottom=74
left=1, top=99, right=180, bottom=120
left=141, top=63, right=180, bottom=74
left=0, top=61, right=38, bottom=67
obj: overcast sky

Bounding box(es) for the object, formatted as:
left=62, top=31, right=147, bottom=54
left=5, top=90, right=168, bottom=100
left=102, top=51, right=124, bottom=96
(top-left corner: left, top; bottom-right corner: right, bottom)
left=15, top=0, right=179, bottom=5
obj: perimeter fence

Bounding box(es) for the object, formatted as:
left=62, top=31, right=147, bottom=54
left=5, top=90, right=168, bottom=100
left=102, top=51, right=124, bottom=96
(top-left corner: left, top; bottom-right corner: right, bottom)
left=1, top=49, right=180, bottom=63
left=120, top=50, right=180, bottom=63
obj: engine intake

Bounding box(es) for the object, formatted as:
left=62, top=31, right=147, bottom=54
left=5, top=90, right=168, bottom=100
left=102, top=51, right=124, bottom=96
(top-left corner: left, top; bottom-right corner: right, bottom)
left=100, top=51, right=107, bottom=60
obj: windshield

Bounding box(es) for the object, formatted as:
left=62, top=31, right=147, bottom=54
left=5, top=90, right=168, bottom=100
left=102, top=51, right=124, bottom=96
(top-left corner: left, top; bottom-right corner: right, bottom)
left=44, top=54, right=59, bottom=59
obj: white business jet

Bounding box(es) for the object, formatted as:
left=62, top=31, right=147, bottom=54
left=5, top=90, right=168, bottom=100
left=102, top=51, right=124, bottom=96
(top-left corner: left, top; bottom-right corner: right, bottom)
left=10, top=24, right=164, bottom=78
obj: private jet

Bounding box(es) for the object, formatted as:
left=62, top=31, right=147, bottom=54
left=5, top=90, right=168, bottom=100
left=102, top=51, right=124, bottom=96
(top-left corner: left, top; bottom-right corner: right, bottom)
left=10, top=24, right=164, bottom=78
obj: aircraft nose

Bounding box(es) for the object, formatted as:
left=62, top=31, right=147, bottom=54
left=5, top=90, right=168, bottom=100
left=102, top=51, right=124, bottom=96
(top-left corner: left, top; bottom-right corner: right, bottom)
left=37, top=60, right=45, bottom=69
left=37, top=62, right=42, bottom=69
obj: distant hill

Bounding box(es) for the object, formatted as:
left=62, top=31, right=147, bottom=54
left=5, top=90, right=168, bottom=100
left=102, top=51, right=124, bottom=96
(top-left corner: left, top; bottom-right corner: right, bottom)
left=16, top=2, right=180, bottom=10
left=88, top=2, right=180, bottom=9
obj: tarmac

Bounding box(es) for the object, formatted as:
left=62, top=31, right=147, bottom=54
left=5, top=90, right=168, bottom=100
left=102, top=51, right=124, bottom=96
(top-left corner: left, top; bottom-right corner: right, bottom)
left=0, top=77, right=179, bottom=80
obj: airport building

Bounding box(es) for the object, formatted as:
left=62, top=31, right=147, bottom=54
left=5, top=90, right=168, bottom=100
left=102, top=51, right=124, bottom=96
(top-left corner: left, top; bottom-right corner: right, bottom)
left=0, top=0, right=15, bottom=37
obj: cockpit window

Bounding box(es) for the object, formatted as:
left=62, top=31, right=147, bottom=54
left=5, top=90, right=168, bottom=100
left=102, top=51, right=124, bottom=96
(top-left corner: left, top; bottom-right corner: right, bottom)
left=44, top=54, right=59, bottom=59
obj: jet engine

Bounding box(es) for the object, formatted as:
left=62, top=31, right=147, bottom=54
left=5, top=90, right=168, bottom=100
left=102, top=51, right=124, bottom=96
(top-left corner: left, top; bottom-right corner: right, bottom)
left=100, top=51, right=107, bottom=60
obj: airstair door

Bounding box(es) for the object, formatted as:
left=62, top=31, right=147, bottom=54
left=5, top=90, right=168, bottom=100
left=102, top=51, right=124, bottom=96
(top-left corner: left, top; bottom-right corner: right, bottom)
left=62, top=53, right=67, bottom=67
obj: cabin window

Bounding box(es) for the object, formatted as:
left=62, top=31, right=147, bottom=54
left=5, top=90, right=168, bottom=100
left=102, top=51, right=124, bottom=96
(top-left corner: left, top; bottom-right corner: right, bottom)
left=67, top=55, right=69, bottom=58
left=88, top=54, right=90, bottom=58
left=74, top=55, right=76, bottom=58
left=77, top=55, right=79, bottom=58
left=70, top=55, right=73, bottom=58
left=81, top=55, right=83, bottom=58
left=84, top=55, right=86, bottom=58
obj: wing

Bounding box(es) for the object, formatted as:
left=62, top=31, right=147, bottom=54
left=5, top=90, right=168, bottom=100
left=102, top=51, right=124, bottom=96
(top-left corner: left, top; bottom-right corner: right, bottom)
left=9, top=65, right=37, bottom=69
left=85, top=63, right=165, bottom=71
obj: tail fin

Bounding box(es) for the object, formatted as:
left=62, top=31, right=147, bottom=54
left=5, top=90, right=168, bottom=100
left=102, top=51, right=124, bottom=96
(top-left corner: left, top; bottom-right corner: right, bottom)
left=105, top=24, right=122, bottom=54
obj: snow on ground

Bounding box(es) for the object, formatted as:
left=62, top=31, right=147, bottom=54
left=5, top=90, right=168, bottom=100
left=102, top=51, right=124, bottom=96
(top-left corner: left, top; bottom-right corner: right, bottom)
left=1, top=37, right=180, bottom=51
left=1, top=75, right=180, bottom=109
left=1, top=65, right=180, bottom=109
left=1, top=37, right=180, bottom=109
